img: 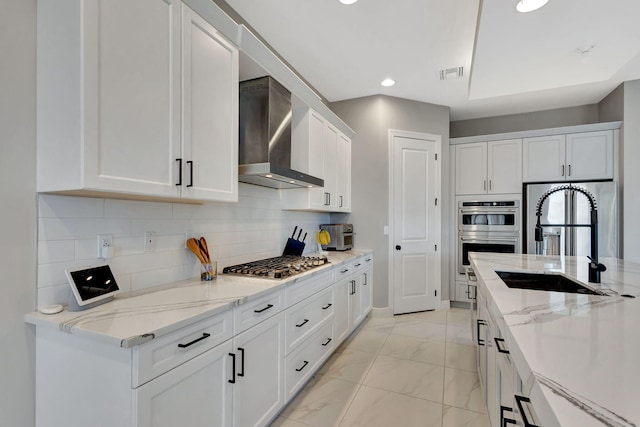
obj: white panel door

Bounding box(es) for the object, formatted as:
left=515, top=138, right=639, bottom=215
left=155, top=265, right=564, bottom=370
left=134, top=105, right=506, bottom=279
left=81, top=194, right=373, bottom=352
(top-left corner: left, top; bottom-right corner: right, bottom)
left=181, top=5, right=238, bottom=201
left=307, top=111, right=327, bottom=210
left=83, top=0, right=181, bottom=196
left=456, top=142, right=487, bottom=195
left=488, top=139, right=522, bottom=194
left=522, top=135, right=566, bottom=182
left=134, top=340, right=233, bottom=427
left=336, top=133, right=351, bottom=211
left=324, top=124, right=339, bottom=209
left=565, top=130, right=613, bottom=181
left=391, top=133, right=440, bottom=314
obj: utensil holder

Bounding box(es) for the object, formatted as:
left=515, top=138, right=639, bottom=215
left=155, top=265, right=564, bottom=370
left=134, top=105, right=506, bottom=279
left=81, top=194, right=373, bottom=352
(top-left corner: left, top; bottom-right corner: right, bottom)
left=201, top=261, right=217, bottom=281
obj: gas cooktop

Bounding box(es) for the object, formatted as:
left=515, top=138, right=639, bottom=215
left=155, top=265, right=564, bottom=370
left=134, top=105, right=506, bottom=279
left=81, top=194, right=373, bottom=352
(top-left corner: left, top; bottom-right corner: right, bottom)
left=222, top=255, right=329, bottom=279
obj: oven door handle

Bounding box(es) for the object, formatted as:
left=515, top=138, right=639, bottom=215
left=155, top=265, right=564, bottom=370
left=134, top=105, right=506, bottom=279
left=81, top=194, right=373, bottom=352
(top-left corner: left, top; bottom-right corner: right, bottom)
left=459, top=209, right=517, bottom=214
left=460, top=237, right=518, bottom=242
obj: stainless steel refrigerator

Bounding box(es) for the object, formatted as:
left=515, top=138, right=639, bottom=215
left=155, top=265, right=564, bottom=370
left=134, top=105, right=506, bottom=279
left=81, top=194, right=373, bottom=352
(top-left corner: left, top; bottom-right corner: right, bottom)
left=524, top=181, right=619, bottom=258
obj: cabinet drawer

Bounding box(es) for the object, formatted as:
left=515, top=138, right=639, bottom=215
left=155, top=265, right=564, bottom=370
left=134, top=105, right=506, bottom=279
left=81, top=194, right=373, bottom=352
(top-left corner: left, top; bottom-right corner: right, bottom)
left=335, top=261, right=355, bottom=280
left=285, top=286, right=334, bottom=354
left=351, top=257, right=367, bottom=274
left=285, top=268, right=334, bottom=307
left=132, top=309, right=233, bottom=387
left=234, top=288, right=285, bottom=335
left=285, top=318, right=334, bottom=399
left=455, top=280, right=476, bottom=303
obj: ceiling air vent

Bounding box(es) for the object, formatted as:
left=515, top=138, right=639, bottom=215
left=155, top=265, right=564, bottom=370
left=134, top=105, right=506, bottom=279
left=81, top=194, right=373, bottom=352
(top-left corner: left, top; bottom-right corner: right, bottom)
left=439, top=67, right=464, bottom=80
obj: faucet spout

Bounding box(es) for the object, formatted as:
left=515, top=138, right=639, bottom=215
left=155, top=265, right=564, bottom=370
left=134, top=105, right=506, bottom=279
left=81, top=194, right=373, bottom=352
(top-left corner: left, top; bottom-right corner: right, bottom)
left=535, top=185, right=605, bottom=283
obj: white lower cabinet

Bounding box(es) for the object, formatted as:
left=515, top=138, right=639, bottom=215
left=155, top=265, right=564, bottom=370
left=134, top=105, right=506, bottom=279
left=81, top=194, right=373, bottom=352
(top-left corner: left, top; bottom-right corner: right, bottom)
left=231, top=312, right=285, bottom=427
left=33, top=253, right=374, bottom=427
left=135, top=339, right=234, bottom=427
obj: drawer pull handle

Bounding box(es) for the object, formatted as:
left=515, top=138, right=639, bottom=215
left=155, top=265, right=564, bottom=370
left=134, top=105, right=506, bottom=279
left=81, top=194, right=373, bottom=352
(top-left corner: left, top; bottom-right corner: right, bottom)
left=340, top=269, right=349, bottom=273
left=254, top=304, right=274, bottom=313
left=295, top=360, right=309, bottom=372
left=515, top=395, right=540, bottom=427
left=296, top=319, right=310, bottom=328
left=476, top=320, right=487, bottom=346
left=178, top=332, right=210, bottom=348
left=494, top=337, right=510, bottom=354
left=365, top=258, right=372, bottom=262
left=354, top=263, right=361, bottom=267
left=175, top=158, right=182, bottom=186
left=500, top=405, right=516, bottom=426
left=322, top=303, right=332, bottom=310
left=228, top=352, right=236, bottom=384
left=363, top=273, right=367, bottom=286
left=322, top=338, right=332, bottom=346
left=237, top=347, right=245, bottom=377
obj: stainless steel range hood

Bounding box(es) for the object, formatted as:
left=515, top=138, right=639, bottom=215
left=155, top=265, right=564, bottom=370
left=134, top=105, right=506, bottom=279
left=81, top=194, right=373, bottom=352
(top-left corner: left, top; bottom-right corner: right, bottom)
left=239, top=76, right=324, bottom=189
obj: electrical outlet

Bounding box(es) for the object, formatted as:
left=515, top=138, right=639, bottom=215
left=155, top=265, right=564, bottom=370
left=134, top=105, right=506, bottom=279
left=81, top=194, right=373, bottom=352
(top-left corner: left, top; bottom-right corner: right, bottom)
left=97, top=234, right=113, bottom=258
left=144, top=231, right=156, bottom=252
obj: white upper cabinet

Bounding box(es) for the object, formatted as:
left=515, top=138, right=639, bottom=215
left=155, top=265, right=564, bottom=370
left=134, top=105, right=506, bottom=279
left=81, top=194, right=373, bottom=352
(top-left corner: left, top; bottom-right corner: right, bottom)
left=37, top=0, right=238, bottom=203
left=283, top=107, right=352, bottom=212
left=565, top=131, right=614, bottom=181
left=456, top=139, right=522, bottom=195
left=523, top=130, right=613, bottom=182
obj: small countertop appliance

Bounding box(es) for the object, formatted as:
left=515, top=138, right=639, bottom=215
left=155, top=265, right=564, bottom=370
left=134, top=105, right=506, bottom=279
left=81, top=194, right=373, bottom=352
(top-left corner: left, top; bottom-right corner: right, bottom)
left=319, top=224, right=353, bottom=251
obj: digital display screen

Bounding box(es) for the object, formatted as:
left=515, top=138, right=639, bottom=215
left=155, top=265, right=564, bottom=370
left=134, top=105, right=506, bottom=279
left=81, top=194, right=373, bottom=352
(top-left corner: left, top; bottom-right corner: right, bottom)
left=69, top=265, right=119, bottom=301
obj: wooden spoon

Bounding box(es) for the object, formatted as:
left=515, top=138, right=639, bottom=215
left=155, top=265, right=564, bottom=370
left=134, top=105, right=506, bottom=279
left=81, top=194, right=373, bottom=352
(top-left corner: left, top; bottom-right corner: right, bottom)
left=187, top=238, right=207, bottom=264
left=198, top=237, right=210, bottom=264
left=199, top=237, right=210, bottom=263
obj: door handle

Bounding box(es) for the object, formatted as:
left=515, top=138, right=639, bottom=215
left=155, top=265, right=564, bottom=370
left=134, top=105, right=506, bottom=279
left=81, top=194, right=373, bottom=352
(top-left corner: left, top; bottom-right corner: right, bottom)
left=515, top=396, right=540, bottom=427
left=500, top=406, right=516, bottom=427
left=186, top=160, right=193, bottom=187
left=228, top=352, right=236, bottom=384
left=395, top=245, right=401, bottom=250
left=494, top=337, right=510, bottom=354
left=237, top=347, right=245, bottom=377
left=561, top=164, right=565, bottom=176
left=175, top=158, right=182, bottom=186
left=476, top=319, right=487, bottom=346
left=568, top=164, right=571, bottom=176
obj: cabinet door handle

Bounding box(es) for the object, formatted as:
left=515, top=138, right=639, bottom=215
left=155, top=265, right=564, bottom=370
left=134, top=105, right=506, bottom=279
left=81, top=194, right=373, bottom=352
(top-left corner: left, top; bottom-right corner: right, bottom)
left=322, top=303, right=332, bottom=310
left=324, top=192, right=330, bottom=206
left=177, top=332, right=210, bottom=348
left=186, top=160, right=194, bottom=187
left=483, top=180, right=486, bottom=191
left=500, top=405, right=517, bottom=427
left=254, top=304, right=274, bottom=313
left=322, top=338, right=332, bottom=346
left=175, top=158, right=183, bottom=186
left=494, top=337, right=510, bottom=354
left=237, top=347, right=245, bottom=377
left=296, top=319, right=310, bottom=328
left=466, top=284, right=477, bottom=300
left=339, top=195, right=343, bottom=207
left=561, top=164, right=565, bottom=176
left=295, top=360, right=309, bottom=372
left=228, top=352, right=236, bottom=384
left=363, top=273, right=367, bottom=286
left=476, top=320, right=487, bottom=346
left=568, top=164, right=571, bottom=176
left=489, top=180, right=492, bottom=191
left=515, top=396, right=540, bottom=427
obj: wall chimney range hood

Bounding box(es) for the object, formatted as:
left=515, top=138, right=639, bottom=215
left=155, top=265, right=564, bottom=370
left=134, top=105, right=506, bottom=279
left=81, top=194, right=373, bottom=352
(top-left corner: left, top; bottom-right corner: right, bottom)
left=238, top=76, right=324, bottom=189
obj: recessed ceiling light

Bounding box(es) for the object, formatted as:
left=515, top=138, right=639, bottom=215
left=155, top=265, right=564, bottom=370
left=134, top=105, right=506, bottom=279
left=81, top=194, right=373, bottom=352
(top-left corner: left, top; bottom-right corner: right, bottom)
left=339, top=0, right=358, bottom=4
left=516, top=0, right=549, bottom=13
left=381, top=78, right=395, bottom=87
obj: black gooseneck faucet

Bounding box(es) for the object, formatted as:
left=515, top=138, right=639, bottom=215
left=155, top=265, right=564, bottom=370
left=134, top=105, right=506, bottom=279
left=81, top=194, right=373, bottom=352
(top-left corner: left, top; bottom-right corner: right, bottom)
left=534, top=184, right=607, bottom=283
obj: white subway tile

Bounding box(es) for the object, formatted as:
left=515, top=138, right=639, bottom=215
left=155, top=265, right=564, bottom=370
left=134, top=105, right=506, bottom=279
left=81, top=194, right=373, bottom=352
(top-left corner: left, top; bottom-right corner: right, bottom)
left=131, top=219, right=190, bottom=237
left=108, top=251, right=175, bottom=275
left=105, top=199, right=173, bottom=219
left=130, top=265, right=191, bottom=291
left=37, top=260, right=91, bottom=288
left=113, top=274, right=132, bottom=294
left=37, top=240, right=75, bottom=264
left=39, top=218, right=131, bottom=241
left=38, top=194, right=104, bottom=218
left=37, top=283, right=72, bottom=307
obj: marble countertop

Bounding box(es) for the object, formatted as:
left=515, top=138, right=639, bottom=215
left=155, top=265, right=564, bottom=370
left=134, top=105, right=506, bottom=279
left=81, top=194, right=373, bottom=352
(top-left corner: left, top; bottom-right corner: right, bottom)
left=469, top=252, right=640, bottom=427
left=25, top=250, right=372, bottom=348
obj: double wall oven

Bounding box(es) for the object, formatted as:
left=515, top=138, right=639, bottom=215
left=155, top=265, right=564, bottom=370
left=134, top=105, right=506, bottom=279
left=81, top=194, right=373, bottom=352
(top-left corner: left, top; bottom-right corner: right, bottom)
left=458, top=200, right=520, bottom=274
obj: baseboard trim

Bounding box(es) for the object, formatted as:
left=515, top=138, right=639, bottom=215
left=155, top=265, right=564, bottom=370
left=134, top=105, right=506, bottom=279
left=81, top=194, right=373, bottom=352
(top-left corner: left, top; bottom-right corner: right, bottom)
left=368, top=307, right=394, bottom=318
left=437, top=300, right=451, bottom=310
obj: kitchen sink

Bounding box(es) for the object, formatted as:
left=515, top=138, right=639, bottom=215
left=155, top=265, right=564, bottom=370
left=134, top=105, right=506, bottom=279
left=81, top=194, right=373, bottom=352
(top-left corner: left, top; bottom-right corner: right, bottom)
left=495, top=271, right=606, bottom=295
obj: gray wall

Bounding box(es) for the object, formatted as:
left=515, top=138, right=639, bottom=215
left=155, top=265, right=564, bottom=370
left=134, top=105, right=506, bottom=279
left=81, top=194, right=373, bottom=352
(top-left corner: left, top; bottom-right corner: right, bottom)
left=450, top=104, right=599, bottom=138
left=622, top=81, right=640, bottom=262
left=330, top=95, right=450, bottom=308
left=0, top=0, right=37, bottom=425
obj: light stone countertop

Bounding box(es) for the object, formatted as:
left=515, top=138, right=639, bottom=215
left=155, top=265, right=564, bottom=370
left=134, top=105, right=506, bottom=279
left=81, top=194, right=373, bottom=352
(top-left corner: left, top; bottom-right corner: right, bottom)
left=25, top=250, right=372, bottom=348
left=469, top=252, right=640, bottom=427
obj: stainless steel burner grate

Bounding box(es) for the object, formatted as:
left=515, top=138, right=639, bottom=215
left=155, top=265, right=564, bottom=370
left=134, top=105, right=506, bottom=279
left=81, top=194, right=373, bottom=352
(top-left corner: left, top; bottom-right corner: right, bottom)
left=222, top=255, right=329, bottom=279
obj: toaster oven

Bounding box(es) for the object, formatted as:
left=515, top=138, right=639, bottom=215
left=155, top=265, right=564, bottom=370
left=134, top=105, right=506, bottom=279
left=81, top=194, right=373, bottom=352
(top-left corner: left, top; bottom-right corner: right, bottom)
left=319, top=224, right=353, bottom=251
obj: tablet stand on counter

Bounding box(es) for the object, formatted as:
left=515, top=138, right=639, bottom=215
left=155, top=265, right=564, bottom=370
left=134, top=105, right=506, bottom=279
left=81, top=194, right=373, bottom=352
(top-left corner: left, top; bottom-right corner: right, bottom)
left=65, top=264, right=120, bottom=312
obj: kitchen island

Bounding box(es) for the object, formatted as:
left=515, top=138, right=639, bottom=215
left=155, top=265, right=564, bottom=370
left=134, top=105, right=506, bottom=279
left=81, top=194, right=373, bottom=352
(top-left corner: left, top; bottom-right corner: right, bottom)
left=470, top=252, right=640, bottom=427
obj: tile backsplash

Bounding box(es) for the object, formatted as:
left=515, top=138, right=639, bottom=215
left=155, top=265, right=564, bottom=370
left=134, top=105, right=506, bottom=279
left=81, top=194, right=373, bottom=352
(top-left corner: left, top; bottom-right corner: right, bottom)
left=37, top=184, right=329, bottom=308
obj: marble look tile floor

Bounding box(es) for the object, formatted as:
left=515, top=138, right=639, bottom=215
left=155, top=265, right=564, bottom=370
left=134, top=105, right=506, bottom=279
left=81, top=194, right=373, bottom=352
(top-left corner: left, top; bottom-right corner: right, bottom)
left=270, top=307, right=490, bottom=427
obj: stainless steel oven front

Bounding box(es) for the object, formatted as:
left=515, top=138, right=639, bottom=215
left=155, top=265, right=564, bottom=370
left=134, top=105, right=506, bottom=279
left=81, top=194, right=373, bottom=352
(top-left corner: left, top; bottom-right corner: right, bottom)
left=458, top=233, right=520, bottom=274
left=458, top=200, right=519, bottom=233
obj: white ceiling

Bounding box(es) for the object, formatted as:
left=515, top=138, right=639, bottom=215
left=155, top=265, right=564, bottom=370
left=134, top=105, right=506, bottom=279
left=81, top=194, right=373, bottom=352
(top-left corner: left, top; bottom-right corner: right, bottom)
left=226, top=0, right=640, bottom=121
